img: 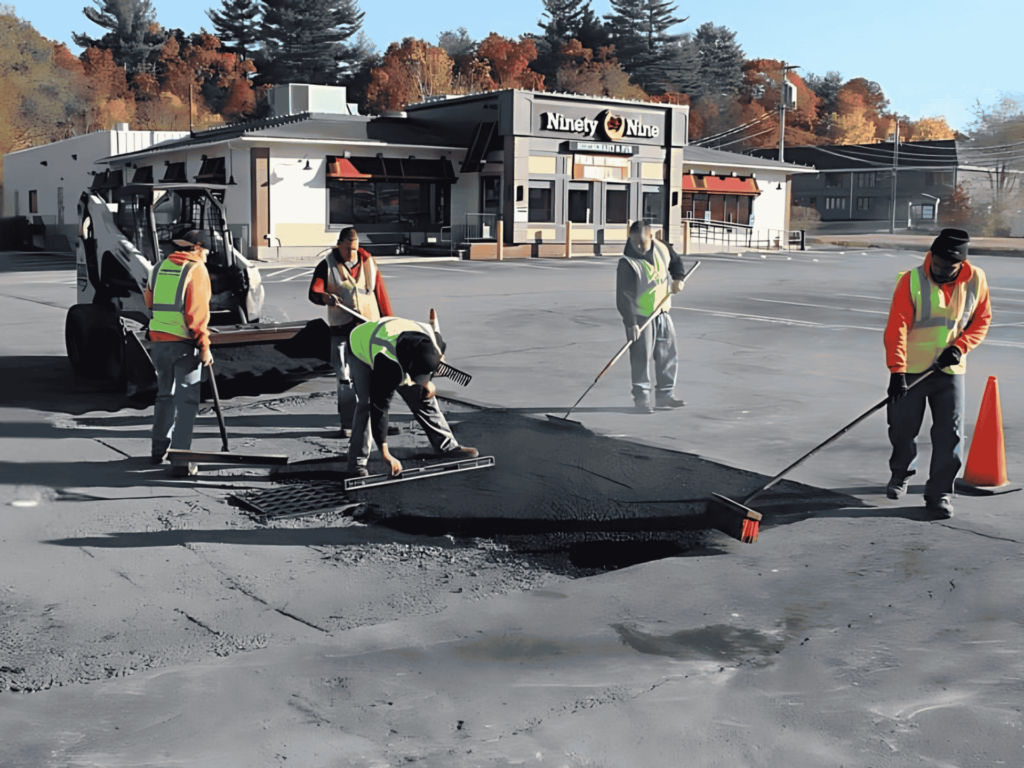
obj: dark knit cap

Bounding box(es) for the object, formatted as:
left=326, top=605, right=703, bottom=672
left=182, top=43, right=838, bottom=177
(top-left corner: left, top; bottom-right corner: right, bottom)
left=930, top=228, right=969, bottom=262
left=399, top=333, right=445, bottom=378
left=172, top=229, right=205, bottom=249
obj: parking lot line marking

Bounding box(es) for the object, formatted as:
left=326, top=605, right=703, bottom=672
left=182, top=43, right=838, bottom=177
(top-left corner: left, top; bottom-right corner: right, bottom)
left=676, top=305, right=880, bottom=332
left=746, top=297, right=889, bottom=315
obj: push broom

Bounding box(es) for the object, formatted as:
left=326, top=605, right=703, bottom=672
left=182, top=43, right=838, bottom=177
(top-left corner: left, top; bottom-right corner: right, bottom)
left=547, top=260, right=700, bottom=428
left=713, top=367, right=938, bottom=543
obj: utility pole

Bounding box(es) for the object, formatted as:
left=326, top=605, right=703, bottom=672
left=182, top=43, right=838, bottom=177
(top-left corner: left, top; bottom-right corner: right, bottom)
left=889, top=121, right=900, bottom=233
left=777, top=63, right=799, bottom=163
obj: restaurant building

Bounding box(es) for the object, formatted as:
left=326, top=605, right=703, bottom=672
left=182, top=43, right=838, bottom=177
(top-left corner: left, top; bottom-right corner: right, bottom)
left=4, top=85, right=812, bottom=258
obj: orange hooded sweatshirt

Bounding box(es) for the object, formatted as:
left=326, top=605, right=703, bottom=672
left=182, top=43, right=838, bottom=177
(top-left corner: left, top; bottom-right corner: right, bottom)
left=883, top=252, right=992, bottom=373
left=144, top=250, right=212, bottom=354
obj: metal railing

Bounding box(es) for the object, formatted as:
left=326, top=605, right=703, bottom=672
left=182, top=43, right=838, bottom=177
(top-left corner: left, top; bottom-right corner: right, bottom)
left=686, top=219, right=805, bottom=251
left=464, top=213, right=498, bottom=241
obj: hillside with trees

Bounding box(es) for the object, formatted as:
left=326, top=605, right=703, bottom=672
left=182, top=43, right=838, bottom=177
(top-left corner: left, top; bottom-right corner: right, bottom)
left=1, top=0, right=1011, bottom=211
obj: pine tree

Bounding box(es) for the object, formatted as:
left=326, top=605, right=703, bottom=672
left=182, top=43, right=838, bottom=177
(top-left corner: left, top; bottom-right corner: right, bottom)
left=604, top=0, right=688, bottom=92
left=533, top=0, right=607, bottom=81
left=207, top=0, right=261, bottom=61
left=72, top=0, right=163, bottom=74
left=693, top=22, right=743, bottom=97
left=256, top=0, right=366, bottom=86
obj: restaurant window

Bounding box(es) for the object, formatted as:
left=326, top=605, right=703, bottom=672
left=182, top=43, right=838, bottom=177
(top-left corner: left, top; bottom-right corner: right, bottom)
left=528, top=181, right=554, bottom=222
left=481, top=176, right=501, bottom=214
left=606, top=185, right=629, bottom=224
left=567, top=183, right=592, bottom=224
left=642, top=187, right=664, bottom=225
left=328, top=180, right=450, bottom=228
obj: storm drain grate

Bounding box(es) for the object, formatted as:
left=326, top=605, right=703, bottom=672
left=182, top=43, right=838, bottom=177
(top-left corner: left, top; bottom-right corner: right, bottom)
left=233, top=482, right=362, bottom=523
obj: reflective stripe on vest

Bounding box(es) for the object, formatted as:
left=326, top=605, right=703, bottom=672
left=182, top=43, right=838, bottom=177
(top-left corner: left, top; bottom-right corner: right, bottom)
left=904, top=265, right=980, bottom=374
left=327, top=253, right=381, bottom=326
left=349, top=317, right=440, bottom=374
left=149, top=258, right=195, bottom=339
left=622, top=241, right=671, bottom=317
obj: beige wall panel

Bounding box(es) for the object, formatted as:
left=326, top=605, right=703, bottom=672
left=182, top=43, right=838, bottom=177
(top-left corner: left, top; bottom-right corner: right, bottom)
left=275, top=223, right=336, bottom=247
left=524, top=228, right=557, bottom=240
left=528, top=156, right=557, bottom=175
left=641, top=162, right=665, bottom=180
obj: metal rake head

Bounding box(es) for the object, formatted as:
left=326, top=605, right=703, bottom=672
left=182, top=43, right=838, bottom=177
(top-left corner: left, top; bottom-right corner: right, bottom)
left=435, top=361, right=471, bottom=386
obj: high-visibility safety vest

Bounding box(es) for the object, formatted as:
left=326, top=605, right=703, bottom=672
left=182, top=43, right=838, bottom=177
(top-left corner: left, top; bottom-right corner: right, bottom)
left=349, top=317, right=442, bottom=378
left=326, top=252, right=381, bottom=326
left=148, top=258, right=196, bottom=339
left=902, top=264, right=982, bottom=375
left=621, top=240, right=672, bottom=318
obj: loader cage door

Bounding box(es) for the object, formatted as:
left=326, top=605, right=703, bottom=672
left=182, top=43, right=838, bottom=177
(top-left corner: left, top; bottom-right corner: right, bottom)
left=115, top=193, right=160, bottom=264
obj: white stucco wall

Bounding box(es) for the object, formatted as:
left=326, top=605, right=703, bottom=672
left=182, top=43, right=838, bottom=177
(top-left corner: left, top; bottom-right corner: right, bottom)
left=3, top=128, right=188, bottom=246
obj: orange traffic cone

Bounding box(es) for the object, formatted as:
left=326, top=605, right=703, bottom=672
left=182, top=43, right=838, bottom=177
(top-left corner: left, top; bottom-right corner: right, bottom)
left=958, top=376, right=1017, bottom=494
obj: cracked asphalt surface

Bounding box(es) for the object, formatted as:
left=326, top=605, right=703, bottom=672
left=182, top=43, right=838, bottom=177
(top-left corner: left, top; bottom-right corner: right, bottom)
left=1, top=246, right=1023, bottom=766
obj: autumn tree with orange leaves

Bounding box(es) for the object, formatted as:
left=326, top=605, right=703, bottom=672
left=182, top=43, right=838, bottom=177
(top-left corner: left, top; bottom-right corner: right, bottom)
left=554, top=40, right=646, bottom=100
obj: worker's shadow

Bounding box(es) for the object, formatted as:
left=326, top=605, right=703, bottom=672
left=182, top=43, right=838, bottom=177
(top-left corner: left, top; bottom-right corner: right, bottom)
left=763, top=483, right=943, bottom=525
left=44, top=523, right=422, bottom=550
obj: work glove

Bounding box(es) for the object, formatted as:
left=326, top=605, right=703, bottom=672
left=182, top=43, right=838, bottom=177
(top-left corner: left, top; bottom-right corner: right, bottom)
left=887, top=372, right=908, bottom=404
left=671, top=279, right=685, bottom=295
left=935, top=345, right=962, bottom=369
left=200, top=347, right=214, bottom=367
left=627, top=324, right=640, bottom=343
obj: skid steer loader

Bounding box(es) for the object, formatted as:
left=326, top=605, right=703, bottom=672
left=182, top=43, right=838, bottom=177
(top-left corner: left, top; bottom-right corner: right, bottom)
left=66, top=180, right=329, bottom=399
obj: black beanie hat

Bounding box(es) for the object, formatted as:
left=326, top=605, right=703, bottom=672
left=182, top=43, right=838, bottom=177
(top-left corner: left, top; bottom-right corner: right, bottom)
left=400, top=335, right=444, bottom=378
left=930, top=228, right=970, bottom=262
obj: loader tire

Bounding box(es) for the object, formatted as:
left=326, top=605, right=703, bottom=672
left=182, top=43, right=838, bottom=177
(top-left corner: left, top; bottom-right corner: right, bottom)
left=65, top=304, right=124, bottom=381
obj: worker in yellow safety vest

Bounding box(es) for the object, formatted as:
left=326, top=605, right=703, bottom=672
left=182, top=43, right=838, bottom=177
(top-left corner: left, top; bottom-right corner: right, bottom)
left=345, top=313, right=478, bottom=478
left=883, top=228, right=992, bottom=517
left=616, top=220, right=688, bottom=413
left=144, top=229, right=214, bottom=477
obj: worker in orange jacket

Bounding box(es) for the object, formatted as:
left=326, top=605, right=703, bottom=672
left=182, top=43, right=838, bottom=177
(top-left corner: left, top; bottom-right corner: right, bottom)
left=308, top=227, right=394, bottom=436
left=144, top=230, right=213, bottom=477
left=883, top=228, right=992, bottom=517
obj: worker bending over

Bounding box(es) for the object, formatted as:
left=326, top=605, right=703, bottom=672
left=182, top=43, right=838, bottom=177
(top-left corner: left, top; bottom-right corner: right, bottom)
left=346, top=314, right=477, bottom=478
left=145, top=230, right=213, bottom=477
left=884, top=228, right=992, bottom=517
left=308, top=227, right=393, bottom=435
left=616, top=220, right=687, bottom=414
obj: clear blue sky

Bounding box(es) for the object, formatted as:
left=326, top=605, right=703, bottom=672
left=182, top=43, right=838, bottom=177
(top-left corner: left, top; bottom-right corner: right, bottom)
left=17, top=0, right=1019, bottom=132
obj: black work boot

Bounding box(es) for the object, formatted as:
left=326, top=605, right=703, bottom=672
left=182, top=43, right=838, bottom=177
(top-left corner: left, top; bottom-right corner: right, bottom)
left=886, top=470, right=914, bottom=500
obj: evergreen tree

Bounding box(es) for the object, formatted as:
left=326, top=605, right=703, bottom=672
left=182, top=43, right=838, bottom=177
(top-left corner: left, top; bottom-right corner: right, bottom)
left=804, top=70, right=843, bottom=113
left=206, top=0, right=261, bottom=61
left=72, top=0, right=164, bottom=74
left=533, top=0, right=607, bottom=82
left=604, top=0, right=688, bottom=92
left=256, top=0, right=366, bottom=86
left=655, top=35, right=701, bottom=96
left=437, top=27, right=475, bottom=57
left=692, top=22, right=743, bottom=97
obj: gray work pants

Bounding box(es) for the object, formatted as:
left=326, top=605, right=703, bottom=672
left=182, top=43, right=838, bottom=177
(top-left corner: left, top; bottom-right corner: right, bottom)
left=151, top=340, right=204, bottom=458
left=345, top=348, right=459, bottom=470
left=330, top=333, right=356, bottom=429
left=887, top=371, right=965, bottom=499
left=626, top=311, right=678, bottom=403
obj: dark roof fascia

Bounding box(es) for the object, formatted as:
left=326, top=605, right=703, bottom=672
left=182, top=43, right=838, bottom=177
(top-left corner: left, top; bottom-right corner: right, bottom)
left=749, top=140, right=960, bottom=171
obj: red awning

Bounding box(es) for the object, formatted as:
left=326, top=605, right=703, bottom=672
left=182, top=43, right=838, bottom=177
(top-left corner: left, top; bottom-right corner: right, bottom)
left=682, top=174, right=760, bottom=195
left=327, top=157, right=372, bottom=180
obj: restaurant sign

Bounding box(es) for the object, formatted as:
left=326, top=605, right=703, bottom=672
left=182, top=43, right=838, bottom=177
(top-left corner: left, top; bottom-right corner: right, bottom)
left=539, top=109, right=661, bottom=141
